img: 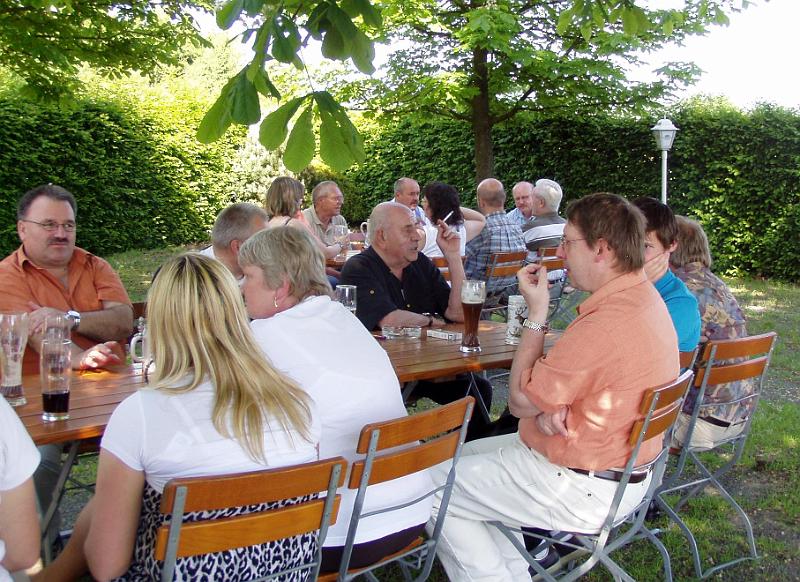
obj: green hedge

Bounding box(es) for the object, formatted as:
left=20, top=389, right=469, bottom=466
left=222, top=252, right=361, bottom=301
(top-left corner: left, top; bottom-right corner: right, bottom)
left=0, top=93, right=244, bottom=257
left=342, top=100, right=800, bottom=281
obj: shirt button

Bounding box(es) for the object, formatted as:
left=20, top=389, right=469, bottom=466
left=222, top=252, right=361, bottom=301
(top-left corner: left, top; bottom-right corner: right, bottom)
left=369, top=290, right=375, bottom=295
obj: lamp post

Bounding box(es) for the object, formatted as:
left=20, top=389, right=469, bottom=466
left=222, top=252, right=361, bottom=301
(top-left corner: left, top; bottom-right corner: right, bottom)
left=651, top=118, right=678, bottom=205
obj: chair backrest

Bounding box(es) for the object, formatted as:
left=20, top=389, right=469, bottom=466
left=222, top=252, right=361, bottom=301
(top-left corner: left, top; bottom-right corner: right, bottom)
left=679, top=347, right=699, bottom=371
left=432, top=256, right=465, bottom=282
left=132, top=301, right=147, bottom=321
left=154, top=457, right=347, bottom=581
left=539, top=257, right=565, bottom=272
left=596, top=369, right=694, bottom=541
left=693, top=332, right=777, bottom=403
left=539, top=246, right=559, bottom=258
left=484, top=250, right=527, bottom=279
left=336, top=397, right=475, bottom=579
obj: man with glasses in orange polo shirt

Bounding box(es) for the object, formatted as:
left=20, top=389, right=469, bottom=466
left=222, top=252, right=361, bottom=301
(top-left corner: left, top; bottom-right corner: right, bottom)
left=0, top=184, right=132, bottom=371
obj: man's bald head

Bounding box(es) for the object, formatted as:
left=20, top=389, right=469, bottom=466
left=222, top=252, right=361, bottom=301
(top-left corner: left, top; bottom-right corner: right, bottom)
left=476, top=178, right=506, bottom=211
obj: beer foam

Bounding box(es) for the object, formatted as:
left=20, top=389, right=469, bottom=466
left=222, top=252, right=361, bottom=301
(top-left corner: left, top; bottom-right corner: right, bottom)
left=462, top=290, right=485, bottom=303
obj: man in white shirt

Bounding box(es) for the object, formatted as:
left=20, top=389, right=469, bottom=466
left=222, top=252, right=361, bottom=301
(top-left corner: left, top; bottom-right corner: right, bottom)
left=200, top=202, right=267, bottom=285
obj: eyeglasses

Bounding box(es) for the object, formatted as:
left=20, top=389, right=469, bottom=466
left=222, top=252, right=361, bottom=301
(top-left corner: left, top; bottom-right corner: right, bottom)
left=21, top=219, right=77, bottom=232
left=559, top=235, right=585, bottom=248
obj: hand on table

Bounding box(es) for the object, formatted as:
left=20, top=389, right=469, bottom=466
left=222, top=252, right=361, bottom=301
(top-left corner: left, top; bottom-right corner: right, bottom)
left=536, top=406, right=569, bottom=437
left=77, top=341, right=123, bottom=370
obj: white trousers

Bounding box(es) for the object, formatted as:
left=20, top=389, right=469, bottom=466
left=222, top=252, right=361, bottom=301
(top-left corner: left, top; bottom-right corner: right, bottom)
left=670, top=412, right=746, bottom=451
left=427, top=433, right=651, bottom=582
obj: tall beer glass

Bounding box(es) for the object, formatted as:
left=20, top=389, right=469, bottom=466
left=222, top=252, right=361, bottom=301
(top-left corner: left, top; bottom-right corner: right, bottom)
left=0, top=312, right=29, bottom=406
left=460, top=280, right=486, bottom=353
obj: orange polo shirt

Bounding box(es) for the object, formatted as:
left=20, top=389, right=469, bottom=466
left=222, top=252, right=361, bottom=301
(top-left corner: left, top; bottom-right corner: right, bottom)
left=519, top=271, right=679, bottom=471
left=0, top=245, right=131, bottom=368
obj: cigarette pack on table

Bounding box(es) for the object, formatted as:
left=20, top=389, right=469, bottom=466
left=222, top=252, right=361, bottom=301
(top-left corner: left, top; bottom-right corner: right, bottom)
left=426, top=329, right=462, bottom=341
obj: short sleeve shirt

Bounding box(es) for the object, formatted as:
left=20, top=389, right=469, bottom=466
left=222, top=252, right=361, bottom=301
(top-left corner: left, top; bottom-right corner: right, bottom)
left=464, top=211, right=526, bottom=294
left=0, top=246, right=132, bottom=368
left=518, top=272, right=679, bottom=470
left=302, top=207, right=348, bottom=245
left=0, top=398, right=41, bottom=582
left=654, top=269, right=701, bottom=352
left=339, top=247, right=451, bottom=330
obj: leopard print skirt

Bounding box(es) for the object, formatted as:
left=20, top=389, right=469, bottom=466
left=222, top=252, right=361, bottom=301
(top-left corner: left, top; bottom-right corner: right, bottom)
left=113, top=483, right=317, bottom=581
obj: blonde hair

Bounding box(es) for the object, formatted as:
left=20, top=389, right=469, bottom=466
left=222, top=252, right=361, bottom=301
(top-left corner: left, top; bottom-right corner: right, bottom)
left=146, top=253, right=313, bottom=462
left=670, top=215, right=713, bottom=268
left=265, top=176, right=305, bottom=218
left=239, top=226, right=332, bottom=301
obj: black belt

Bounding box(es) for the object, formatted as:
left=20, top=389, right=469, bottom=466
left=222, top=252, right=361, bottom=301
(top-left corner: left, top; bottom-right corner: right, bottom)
left=569, top=467, right=650, bottom=484
left=701, top=416, right=732, bottom=428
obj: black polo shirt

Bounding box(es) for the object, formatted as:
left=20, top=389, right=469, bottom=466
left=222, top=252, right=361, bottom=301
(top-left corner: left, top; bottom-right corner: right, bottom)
left=340, top=247, right=452, bottom=330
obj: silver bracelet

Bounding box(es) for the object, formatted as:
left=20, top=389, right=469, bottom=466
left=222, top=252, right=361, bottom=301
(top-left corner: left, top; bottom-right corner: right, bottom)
left=522, top=319, right=550, bottom=334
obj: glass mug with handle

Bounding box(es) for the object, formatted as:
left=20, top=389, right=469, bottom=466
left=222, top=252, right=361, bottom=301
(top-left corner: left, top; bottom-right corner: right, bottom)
left=334, top=285, right=357, bottom=315
left=129, top=317, right=151, bottom=373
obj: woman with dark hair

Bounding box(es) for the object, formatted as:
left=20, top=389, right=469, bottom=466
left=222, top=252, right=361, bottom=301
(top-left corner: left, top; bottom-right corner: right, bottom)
left=418, top=182, right=485, bottom=258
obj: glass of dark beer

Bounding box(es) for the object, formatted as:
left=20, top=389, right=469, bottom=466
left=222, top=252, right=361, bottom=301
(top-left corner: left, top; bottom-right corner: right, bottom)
left=460, top=280, right=486, bottom=353
left=40, top=338, right=71, bottom=421
left=0, top=312, right=29, bottom=406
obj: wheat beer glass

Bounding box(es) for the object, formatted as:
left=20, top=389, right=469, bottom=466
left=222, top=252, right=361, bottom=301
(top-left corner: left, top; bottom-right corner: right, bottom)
left=40, top=338, right=71, bottom=421
left=0, top=312, right=30, bottom=406
left=460, top=280, right=486, bottom=353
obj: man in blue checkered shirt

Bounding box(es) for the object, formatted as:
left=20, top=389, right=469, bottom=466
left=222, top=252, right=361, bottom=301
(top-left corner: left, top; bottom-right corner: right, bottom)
left=464, top=178, right=526, bottom=297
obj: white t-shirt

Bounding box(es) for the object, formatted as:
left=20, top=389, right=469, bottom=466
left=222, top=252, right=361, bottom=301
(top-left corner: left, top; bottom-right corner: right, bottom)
left=421, top=223, right=467, bottom=258
left=251, top=296, right=434, bottom=546
left=101, top=380, right=320, bottom=494
left=0, top=398, right=41, bottom=582
left=198, top=246, right=244, bottom=287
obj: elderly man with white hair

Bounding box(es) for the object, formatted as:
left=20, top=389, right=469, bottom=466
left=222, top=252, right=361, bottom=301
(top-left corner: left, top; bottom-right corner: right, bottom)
left=522, top=178, right=566, bottom=259
left=507, top=181, right=535, bottom=227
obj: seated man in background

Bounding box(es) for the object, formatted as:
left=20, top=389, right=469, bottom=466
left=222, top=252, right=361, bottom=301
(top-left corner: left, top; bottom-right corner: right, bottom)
left=633, top=197, right=701, bottom=353
left=428, top=193, right=679, bottom=581
left=200, top=202, right=267, bottom=285
left=0, top=184, right=133, bottom=370
left=303, top=180, right=349, bottom=244
left=506, top=181, right=535, bottom=227
left=464, top=178, right=526, bottom=298
left=522, top=178, right=566, bottom=259
left=393, top=177, right=427, bottom=226
left=0, top=183, right=133, bottom=558
left=340, top=201, right=493, bottom=439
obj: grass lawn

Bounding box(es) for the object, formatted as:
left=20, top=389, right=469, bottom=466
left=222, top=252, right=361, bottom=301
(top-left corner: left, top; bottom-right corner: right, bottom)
left=98, top=247, right=800, bottom=581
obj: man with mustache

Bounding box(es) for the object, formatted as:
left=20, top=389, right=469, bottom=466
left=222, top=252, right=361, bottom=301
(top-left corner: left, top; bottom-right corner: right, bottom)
left=0, top=184, right=133, bottom=371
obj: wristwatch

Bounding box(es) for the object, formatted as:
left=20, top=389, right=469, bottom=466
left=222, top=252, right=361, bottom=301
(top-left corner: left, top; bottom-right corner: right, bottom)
left=66, top=310, right=81, bottom=330
left=522, top=318, right=549, bottom=334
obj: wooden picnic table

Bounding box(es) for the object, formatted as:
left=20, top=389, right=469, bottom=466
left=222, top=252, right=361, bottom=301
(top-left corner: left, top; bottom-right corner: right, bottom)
left=15, top=321, right=559, bottom=446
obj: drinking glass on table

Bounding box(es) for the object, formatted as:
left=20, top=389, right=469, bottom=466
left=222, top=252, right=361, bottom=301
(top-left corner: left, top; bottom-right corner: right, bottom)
left=331, top=225, right=349, bottom=259
left=44, top=313, right=71, bottom=341
left=334, top=285, right=357, bottom=314
left=40, top=338, right=71, bottom=421
left=460, top=280, right=486, bottom=353
left=0, top=311, right=29, bottom=406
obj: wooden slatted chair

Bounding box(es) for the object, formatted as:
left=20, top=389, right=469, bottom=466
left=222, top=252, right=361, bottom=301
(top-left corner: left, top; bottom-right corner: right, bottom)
left=431, top=256, right=465, bottom=282
left=656, top=332, right=778, bottom=579
left=319, top=396, right=475, bottom=582
left=679, top=347, right=699, bottom=372
left=539, top=246, right=559, bottom=258
left=481, top=250, right=527, bottom=318
left=488, top=370, right=695, bottom=582
left=154, top=457, right=347, bottom=582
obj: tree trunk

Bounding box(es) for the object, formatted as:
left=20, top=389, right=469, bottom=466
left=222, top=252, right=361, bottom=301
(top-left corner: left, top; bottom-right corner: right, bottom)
left=471, top=46, right=494, bottom=183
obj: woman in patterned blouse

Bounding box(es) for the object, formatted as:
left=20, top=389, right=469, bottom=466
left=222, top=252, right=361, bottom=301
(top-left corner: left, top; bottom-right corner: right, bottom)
left=669, top=215, right=752, bottom=450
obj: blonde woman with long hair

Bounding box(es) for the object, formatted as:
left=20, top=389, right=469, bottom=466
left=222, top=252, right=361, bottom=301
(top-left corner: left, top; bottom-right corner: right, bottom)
left=36, top=253, right=319, bottom=582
